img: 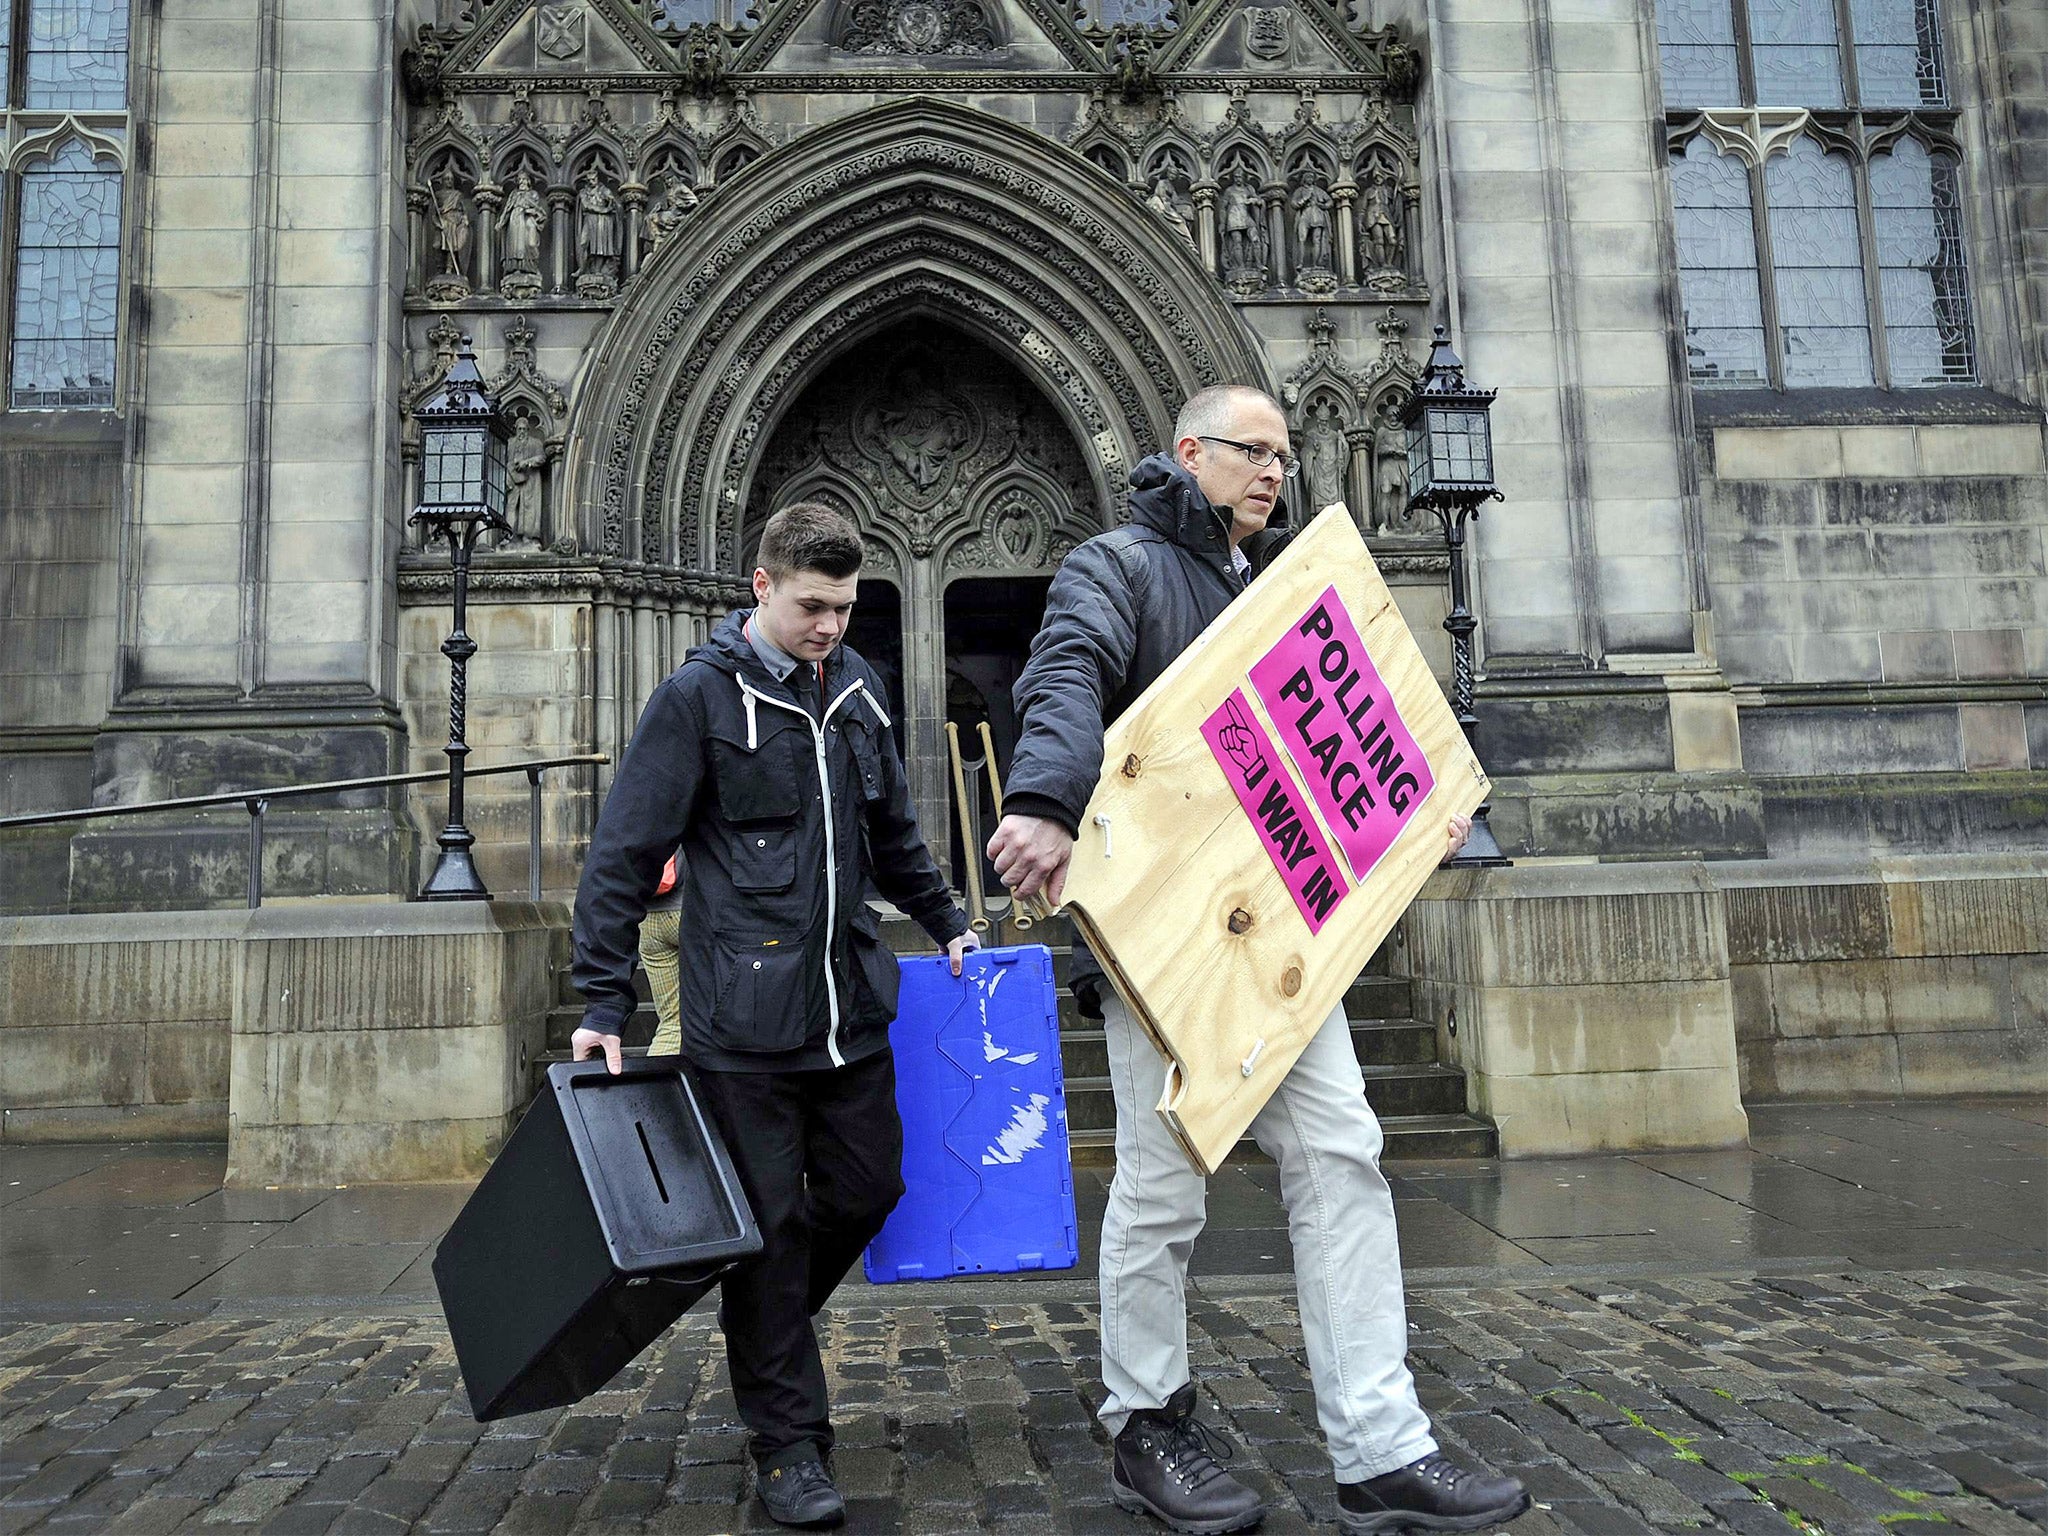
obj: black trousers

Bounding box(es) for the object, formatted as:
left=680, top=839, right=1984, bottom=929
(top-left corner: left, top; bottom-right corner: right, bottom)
left=688, top=1048, right=905, bottom=1471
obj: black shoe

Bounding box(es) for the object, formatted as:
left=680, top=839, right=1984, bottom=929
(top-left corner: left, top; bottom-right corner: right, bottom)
left=1110, top=1383, right=1267, bottom=1535
left=1338, top=1451, right=1530, bottom=1533
left=757, top=1456, right=845, bottom=1528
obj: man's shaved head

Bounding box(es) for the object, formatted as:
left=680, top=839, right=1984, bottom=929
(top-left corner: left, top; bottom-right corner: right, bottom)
left=1174, top=385, right=1284, bottom=445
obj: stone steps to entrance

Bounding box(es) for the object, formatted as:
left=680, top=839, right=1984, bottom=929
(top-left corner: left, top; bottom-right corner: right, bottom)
left=536, top=908, right=1499, bottom=1162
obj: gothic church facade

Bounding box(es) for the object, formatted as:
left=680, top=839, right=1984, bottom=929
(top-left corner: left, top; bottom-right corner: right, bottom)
left=3, top=0, right=2045, bottom=911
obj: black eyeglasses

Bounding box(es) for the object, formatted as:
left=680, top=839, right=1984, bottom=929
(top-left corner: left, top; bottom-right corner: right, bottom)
left=1197, top=435, right=1301, bottom=477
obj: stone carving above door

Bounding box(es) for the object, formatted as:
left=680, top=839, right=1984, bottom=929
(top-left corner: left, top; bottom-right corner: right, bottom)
left=744, top=329, right=1101, bottom=576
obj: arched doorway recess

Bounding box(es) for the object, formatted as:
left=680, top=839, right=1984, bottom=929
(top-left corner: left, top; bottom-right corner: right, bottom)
left=741, top=322, right=1103, bottom=852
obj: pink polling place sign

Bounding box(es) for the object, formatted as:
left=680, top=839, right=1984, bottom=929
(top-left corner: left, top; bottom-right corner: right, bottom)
left=1198, top=689, right=1352, bottom=934
left=1247, top=586, right=1436, bottom=887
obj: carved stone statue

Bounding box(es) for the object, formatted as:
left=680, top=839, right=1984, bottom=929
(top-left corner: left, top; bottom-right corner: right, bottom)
left=877, top=366, right=970, bottom=494
left=505, top=406, right=549, bottom=544
left=1292, top=164, right=1334, bottom=276
left=426, top=166, right=472, bottom=300
left=681, top=24, right=728, bottom=95
left=574, top=165, right=621, bottom=298
left=497, top=170, right=547, bottom=301
left=1302, top=400, right=1347, bottom=515
left=1109, top=26, right=1156, bottom=101
left=1363, top=162, right=1403, bottom=272
left=1146, top=168, right=1195, bottom=249
left=1373, top=398, right=1411, bottom=535
left=1219, top=162, right=1266, bottom=287
left=641, top=166, right=698, bottom=249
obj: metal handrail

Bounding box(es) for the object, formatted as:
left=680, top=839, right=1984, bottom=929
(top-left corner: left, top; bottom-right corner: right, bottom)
left=0, top=753, right=608, bottom=907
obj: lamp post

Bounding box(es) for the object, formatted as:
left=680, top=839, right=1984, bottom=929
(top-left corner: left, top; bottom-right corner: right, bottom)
left=411, top=336, right=511, bottom=901
left=1399, top=324, right=1511, bottom=868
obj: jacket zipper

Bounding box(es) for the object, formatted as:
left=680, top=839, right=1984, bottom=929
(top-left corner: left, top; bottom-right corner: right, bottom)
left=733, top=670, right=871, bottom=1069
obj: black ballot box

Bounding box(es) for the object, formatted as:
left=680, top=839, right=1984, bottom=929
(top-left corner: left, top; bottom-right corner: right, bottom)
left=434, top=1060, right=762, bottom=1421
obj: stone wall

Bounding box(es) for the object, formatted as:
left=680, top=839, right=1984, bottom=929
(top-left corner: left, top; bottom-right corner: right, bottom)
left=1395, top=856, right=2048, bottom=1156
left=1397, top=862, right=1750, bottom=1157
left=228, top=902, right=563, bottom=1186
left=0, top=909, right=247, bottom=1140
left=0, top=902, right=566, bottom=1183
left=1698, top=418, right=2048, bottom=857
left=1713, top=855, right=2048, bottom=1100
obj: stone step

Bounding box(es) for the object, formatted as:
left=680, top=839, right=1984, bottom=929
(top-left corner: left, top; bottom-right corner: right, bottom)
left=1066, top=1112, right=1500, bottom=1165
left=1059, top=1063, right=1468, bottom=1133
left=554, top=911, right=1400, bottom=1009
left=545, top=974, right=1419, bottom=1053
left=1054, top=1021, right=1436, bottom=1080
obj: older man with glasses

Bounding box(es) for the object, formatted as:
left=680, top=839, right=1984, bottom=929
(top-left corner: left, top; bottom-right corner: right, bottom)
left=988, top=386, right=1527, bottom=1536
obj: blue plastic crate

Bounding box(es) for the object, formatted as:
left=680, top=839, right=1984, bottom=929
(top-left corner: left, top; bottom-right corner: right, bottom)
left=864, top=943, right=1080, bottom=1282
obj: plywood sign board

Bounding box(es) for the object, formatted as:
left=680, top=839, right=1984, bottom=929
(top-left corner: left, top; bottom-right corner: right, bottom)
left=1054, top=504, right=1489, bottom=1175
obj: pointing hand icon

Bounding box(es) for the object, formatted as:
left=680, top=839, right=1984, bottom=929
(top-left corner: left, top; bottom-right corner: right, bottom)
left=1218, top=696, right=1267, bottom=781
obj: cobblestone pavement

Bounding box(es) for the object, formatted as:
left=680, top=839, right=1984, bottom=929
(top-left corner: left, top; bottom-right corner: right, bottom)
left=2, top=1268, right=2044, bottom=1536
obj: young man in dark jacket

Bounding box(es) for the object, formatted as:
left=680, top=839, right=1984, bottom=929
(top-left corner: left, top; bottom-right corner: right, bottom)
left=989, top=387, right=1527, bottom=1536
left=571, top=502, right=973, bottom=1529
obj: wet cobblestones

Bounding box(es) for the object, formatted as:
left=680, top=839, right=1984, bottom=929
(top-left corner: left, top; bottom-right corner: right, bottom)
left=2, top=1268, right=2042, bottom=1535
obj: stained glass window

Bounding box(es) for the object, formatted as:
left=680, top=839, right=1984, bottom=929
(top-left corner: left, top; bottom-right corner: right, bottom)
left=1075, top=0, right=1177, bottom=30
left=1764, top=137, right=1872, bottom=386
left=1747, top=0, right=1843, bottom=107
left=1, top=7, right=11, bottom=104
left=10, top=142, right=123, bottom=409
left=26, top=0, right=130, bottom=110
left=1871, top=137, right=1975, bottom=384
left=1657, top=0, right=1739, bottom=108
left=653, top=0, right=760, bottom=29
left=1850, top=0, right=1946, bottom=107
left=1672, top=139, right=1769, bottom=384
left=1656, top=0, right=1972, bottom=391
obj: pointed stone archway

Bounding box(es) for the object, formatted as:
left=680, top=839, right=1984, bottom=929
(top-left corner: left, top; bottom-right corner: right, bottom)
left=563, top=97, right=1275, bottom=767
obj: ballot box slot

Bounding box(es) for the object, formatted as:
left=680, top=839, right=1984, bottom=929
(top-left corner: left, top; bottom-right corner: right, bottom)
left=635, top=1121, right=671, bottom=1204
left=564, top=1071, right=747, bottom=1269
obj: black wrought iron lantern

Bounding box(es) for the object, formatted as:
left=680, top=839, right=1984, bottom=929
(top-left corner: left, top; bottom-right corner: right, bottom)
left=411, top=337, right=511, bottom=902
left=1399, top=325, right=1511, bottom=868
left=416, top=344, right=509, bottom=520
left=1400, top=325, right=1499, bottom=509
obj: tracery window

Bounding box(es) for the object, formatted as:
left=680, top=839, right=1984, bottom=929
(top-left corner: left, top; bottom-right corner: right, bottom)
left=2, top=0, right=131, bottom=411
left=1655, top=0, right=1974, bottom=389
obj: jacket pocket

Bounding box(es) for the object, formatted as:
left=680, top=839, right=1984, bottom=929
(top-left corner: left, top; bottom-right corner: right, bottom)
left=708, top=933, right=811, bottom=1055
left=848, top=902, right=901, bottom=1024
left=708, top=725, right=805, bottom=825
left=840, top=714, right=886, bottom=805
left=729, top=824, right=796, bottom=892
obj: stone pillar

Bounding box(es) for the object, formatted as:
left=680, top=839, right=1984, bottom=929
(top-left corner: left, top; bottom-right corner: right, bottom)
left=1192, top=181, right=1219, bottom=274
left=406, top=185, right=430, bottom=293
left=633, top=590, right=658, bottom=718
left=1344, top=426, right=1374, bottom=535
left=621, top=181, right=647, bottom=281
left=1333, top=171, right=1359, bottom=287
left=472, top=178, right=501, bottom=295
left=1425, top=0, right=1697, bottom=666
left=549, top=186, right=574, bottom=296
left=94, top=0, right=414, bottom=903
left=1262, top=181, right=1289, bottom=289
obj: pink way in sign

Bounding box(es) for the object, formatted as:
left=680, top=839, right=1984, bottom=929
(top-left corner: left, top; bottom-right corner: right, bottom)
left=1199, top=689, right=1352, bottom=935
left=1246, top=586, right=1435, bottom=887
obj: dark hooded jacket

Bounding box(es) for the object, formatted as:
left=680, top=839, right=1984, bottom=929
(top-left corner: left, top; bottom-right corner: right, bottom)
left=1003, top=452, right=1294, bottom=1013
left=572, top=608, right=968, bottom=1072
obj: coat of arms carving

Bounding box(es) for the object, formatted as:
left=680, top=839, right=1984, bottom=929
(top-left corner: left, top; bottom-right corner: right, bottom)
left=538, top=2, right=586, bottom=59
left=1245, top=6, right=1290, bottom=60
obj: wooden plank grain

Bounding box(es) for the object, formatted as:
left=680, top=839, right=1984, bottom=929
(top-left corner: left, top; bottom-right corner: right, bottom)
left=1052, top=505, right=1488, bottom=1173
